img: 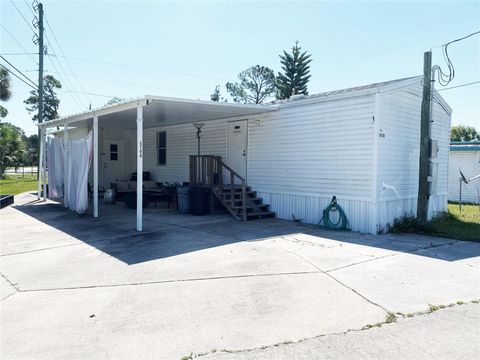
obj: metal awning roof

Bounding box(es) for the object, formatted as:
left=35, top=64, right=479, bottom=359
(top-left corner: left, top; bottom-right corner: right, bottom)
left=38, top=95, right=278, bottom=130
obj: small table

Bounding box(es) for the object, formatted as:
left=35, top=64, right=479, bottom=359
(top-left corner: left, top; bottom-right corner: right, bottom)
left=144, top=190, right=172, bottom=208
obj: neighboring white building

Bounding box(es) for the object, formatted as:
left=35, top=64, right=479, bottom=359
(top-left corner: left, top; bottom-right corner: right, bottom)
left=40, top=76, right=452, bottom=234
left=448, top=142, right=480, bottom=204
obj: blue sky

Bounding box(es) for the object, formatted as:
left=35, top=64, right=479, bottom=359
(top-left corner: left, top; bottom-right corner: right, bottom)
left=1, top=0, right=479, bottom=135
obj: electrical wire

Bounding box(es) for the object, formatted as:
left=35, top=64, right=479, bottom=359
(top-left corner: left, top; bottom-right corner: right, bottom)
left=0, top=65, right=38, bottom=90
left=43, top=41, right=87, bottom=111
left=434, top=30, right=480, bottom=87
left=44, top=15, right=92, bottom=106
left=436, top=80, right=480, bottom=92
left=42, top=69, right=211, bottom=98
left=48, top=54, right=230, bottom=82
left=9, top=0, right=37, bottom=35
left=0, top=24, right=38, bottom=64
left=0, top=55, right=38, bottom=88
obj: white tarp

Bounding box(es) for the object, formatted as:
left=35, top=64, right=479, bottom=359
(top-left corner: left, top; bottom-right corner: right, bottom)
left=67, top=131, right=93, bottom=214
left=47, top=137, right=64, bottom=198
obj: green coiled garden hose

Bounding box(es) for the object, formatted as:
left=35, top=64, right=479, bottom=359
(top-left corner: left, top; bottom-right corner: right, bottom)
left=319, top=196, right=349, bottom=230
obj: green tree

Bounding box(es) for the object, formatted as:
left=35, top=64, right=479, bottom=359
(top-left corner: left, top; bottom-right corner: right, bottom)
left=276, top=41, right=312, bottom=99
left=226, top=65, right=276, bottom=104
left=451, top=125, right=479, bottom=142
left=24, top=75, right=62, bottom=122
left=0, top=67, right=12, bottom=118
left=105, top=97, right=125, bottom=106
left=210, top=85, right=221, bottom=102
left=26, top=134, right=39, bottom=168
left=0, top=123, right=27, bottom=177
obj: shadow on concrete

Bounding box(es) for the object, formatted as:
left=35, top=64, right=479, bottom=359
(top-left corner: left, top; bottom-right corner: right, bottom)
left=12, top=192, right=480, bottom=265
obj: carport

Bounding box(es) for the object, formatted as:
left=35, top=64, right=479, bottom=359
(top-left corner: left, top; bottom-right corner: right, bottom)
left=37, top=96, right=277, bottom=231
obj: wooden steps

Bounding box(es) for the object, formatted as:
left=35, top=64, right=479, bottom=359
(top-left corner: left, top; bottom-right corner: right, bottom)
left=213, top=185, right=275, bottom=221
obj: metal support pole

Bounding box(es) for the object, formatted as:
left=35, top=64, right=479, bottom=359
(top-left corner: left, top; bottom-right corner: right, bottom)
left=93, top=116, right=99, bottom=218
left=42, top=128, right=47, bottom=200
left=136, top=106, right=143, bottom=231
left=37, top=126, right=44, bottom=199
left=63, top=123, right=69, bottom=208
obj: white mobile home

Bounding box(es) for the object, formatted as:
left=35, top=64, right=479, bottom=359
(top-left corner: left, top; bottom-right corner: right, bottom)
left=39, top=76, right=451, bottom=234
left=448, top=142, right=480, bottom=204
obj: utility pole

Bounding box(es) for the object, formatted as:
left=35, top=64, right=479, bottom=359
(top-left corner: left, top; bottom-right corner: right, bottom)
left=417, top=51, right=432, bottom=221
left=35, top=2, right=44, bottom=182
left=38, top=2, right=44, bottom=127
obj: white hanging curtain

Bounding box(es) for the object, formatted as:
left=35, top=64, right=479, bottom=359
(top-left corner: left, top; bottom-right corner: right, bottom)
left=67, top=131, right=93, bottom=214
left=47, top=137, right=64, bottom=198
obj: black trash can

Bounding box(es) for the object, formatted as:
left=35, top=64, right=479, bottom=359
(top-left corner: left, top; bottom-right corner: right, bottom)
left=189, top=187, right=211, bottom=216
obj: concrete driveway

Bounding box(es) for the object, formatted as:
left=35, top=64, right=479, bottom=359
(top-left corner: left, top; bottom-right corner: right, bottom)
left=1, top=192, right=479, bottom=359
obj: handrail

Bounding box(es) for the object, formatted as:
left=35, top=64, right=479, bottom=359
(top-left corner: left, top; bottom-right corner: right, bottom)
left=216, top=158, right=245, bottom=182
left=189, top=155, right=247, bottom=221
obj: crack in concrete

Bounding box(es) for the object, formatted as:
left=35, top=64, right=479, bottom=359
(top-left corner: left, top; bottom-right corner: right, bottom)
left=0, top=271, right=20, bottom=302
left=281, top=248, right=392, bottom=314
left=184, top=301, right=479, bottom=359
left=14, top=270, right=321, bottom=293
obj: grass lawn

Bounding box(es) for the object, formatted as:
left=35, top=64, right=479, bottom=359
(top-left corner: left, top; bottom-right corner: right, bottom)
left=0, top=173, right=39, bottom=196
left=392, top=203, right=480, bottom=242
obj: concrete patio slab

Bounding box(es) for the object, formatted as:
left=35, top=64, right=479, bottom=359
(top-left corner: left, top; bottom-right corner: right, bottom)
left=0, top=272, right=386, bottom=360
left=1, top=192, right=479, bottom=359
left=0, top=275, right=16, bottom=301
left=330, top=249, right=480, bottom=313
left=0, top=231, right=316, bottom=290
left=203, top=303, right=480, bottom=360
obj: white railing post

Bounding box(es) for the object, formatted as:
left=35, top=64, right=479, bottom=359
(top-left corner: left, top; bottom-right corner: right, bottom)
left=42, top=127, right=47, bottom=200
left=93, top=116, right=99, bottom=218
left=136, top=105, right=143, bottom=231
left=63, top=123, right=69, bottom=208
left=37, top=126, right=44, bottom=200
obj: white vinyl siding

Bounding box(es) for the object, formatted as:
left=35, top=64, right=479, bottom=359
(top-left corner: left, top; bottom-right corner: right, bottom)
left=374, top=84, right=451, bottom=231
left=144, top=119, right=227, bottom=184
left=247, top=95, right=376, bottom=233
left=248, top=95, right=375, bottom=200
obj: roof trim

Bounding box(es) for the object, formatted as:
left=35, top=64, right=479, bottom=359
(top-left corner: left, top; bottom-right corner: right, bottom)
left=38, top=95, right=278, bottom=129
left=274, top=76, right=423, bottom=108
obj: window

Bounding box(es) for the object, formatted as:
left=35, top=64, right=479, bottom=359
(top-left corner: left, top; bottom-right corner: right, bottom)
left=156, top=131, right=166, bottom=165
left=110, top=143, right=118, bottom=161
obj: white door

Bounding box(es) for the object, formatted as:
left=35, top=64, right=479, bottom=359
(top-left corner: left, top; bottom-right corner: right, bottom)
left=227, top=120, right=248, bottom=181
left=103, top=140, right=125, bottom=187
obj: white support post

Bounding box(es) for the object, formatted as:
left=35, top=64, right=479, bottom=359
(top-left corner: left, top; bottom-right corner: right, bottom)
left=37, top=127, right=44, bottom=200
left=136, top=106, right=143, bottom=231
left=42, top=128, right=47, bottom=201
left=93, top=116, right=99, bottom=218
left=63, top=124, right=69, bottom=208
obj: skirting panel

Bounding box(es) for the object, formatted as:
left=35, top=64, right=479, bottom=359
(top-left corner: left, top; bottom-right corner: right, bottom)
left=257, top=192, right=376, bottom=234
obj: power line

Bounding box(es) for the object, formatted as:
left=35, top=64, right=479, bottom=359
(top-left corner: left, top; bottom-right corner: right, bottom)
left=9, top=0, right=37, bottom=35
left=442, top=30, right=480, bottom=47
left=434, top=30, right=480, bottom=87
left=0, top=24, right=38, bottom=64
left=436, top=80, right=480, bottom=92
left=43, top=69, right=211, bottom=98
left=44, top=15, right=92, bottom=106
left=0, top=64, right=38, bottom=90
left=45, top=36, right=85, bottom=109
left=47, top=54, right=230, bottom=82
left=59, top=89, right=113, bottom=98
left=0, top=55, right=38, bottom=88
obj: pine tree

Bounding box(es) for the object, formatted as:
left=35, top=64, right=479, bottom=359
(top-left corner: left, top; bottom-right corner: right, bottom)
left=226, top=65, right=276, bottom=104
left=276, top=41, right=312, bottom=100
left=24, top=75, right=62, bottom=122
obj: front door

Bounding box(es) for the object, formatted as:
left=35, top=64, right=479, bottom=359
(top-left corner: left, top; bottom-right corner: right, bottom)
left=103, top=140, right=125, bottom=187
left=227, top=120, right=248, bottom=181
